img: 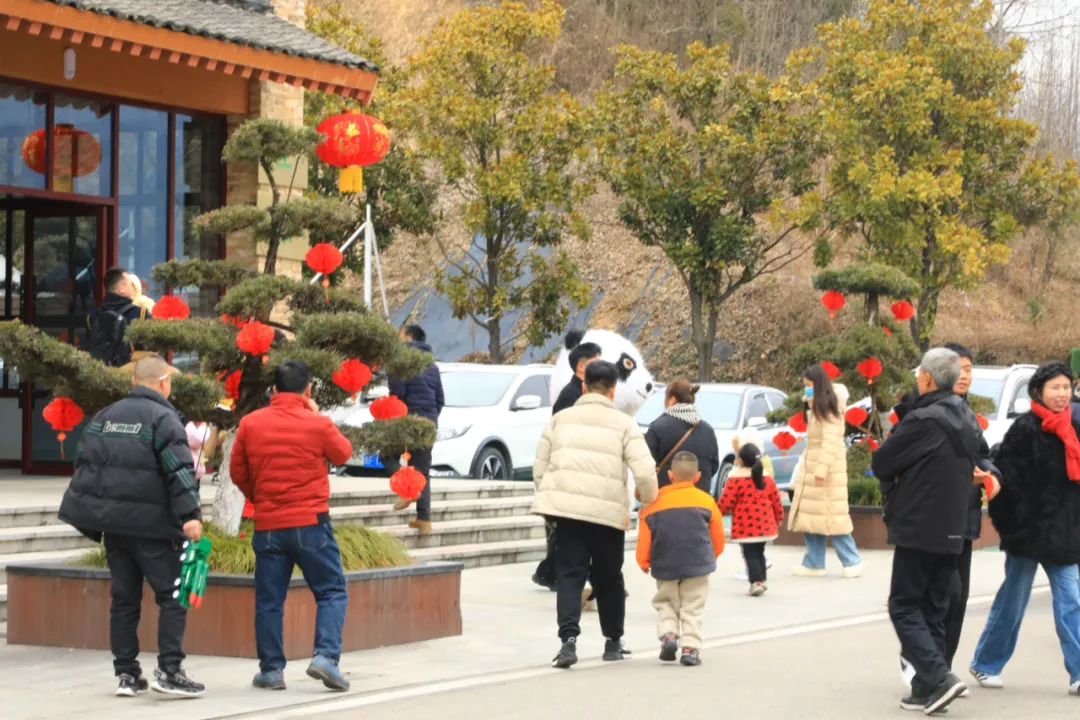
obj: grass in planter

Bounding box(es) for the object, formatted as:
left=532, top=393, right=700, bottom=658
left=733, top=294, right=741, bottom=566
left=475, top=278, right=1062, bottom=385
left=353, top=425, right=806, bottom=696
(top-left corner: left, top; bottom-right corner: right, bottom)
left=79, top=521, right=412, bottom=575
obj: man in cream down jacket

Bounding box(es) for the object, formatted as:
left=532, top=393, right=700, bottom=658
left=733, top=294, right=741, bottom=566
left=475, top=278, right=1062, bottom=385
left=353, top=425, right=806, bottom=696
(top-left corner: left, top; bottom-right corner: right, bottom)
left=532, top=360, right=659, bottom=669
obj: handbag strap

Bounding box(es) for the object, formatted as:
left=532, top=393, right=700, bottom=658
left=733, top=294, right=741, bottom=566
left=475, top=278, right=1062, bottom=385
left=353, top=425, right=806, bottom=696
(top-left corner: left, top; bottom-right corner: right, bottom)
left=658, top=422, right=702, bottom=471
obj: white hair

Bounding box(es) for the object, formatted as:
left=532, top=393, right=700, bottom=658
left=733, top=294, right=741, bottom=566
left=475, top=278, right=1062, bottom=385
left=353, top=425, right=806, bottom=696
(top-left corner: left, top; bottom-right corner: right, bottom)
left=920, top=348, right=960, bottom=391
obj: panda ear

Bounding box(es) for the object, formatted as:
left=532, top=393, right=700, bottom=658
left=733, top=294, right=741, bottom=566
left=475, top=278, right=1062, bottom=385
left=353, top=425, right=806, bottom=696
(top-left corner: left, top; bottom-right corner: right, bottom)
left=564, top=329, right=584, bottom=350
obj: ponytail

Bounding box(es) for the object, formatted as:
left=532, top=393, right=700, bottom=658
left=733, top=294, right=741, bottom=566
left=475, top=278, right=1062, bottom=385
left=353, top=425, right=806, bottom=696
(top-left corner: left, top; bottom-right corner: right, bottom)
left=738, top=443, right=765, bottom=490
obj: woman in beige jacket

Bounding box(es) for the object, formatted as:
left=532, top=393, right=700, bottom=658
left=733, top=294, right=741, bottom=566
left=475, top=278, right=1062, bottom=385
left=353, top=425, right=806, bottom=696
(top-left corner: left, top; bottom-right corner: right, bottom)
left=788, top=365, right=862, bottom=578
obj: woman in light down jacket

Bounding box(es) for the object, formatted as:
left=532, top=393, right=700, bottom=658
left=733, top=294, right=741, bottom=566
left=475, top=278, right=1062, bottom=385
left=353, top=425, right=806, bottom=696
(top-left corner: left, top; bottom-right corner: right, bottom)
left=788, top=365, right=861, bottom=578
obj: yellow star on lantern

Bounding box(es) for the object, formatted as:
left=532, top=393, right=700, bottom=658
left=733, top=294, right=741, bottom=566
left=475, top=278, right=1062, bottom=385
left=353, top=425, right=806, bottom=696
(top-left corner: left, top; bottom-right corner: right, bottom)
left=345, top=123, right=360, bottom=138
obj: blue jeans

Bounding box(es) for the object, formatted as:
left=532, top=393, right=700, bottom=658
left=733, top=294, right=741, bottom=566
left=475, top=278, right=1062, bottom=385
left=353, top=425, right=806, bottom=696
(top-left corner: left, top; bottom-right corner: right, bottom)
left=253, top=522, right=349, bottom=672
left=971, top=553, right=1080, bottom=684
left=802, top=533, right=861, bottom=569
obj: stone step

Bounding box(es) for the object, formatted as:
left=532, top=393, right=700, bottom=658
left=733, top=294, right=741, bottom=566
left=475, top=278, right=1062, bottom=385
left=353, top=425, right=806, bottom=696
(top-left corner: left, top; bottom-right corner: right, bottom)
left=381, top=515, right=548, bottom=550
left=0, top=524, right=97, bottom=555
left=0, top=548, right=89, bottom=584
left=331, top=496, right=534, bottom=528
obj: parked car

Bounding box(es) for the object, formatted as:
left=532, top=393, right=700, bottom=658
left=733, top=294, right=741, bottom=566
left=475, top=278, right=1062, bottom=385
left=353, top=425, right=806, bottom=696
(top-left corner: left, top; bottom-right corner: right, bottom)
left=634, top=383, right=804, bottom=499
left=331, top=363, right=555, bottom=481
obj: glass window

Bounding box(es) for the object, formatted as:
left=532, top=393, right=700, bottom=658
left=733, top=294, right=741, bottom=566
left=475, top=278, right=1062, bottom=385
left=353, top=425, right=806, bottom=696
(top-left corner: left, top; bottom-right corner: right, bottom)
left=745, top=393, right=770, bottom=425
left=118, top=105, right=169, bottom=297
left=968, top=377, right=1006, bottom=412
left=174, top=114, right=224, bottom=316
left=53, top=94, right=113, bottom=197
left=634, top=392, right=666, bottom=426
left=696, top=391, right=743, bottom=430
left=512, top=375, right=550, bottom=408
left=0, top=84, right=48, bottom=190
left=442, top=371, right=515, bottom=408
left=765, top=391, right=788, bottom=411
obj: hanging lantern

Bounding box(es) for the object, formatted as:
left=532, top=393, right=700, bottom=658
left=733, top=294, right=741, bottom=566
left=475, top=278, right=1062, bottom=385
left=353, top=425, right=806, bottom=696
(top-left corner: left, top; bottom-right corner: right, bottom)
left=861, top=436, right=880, bottom=451
left=390, top=453, right=427, bottom=501
left=236, top=320, right=275, bottom=363
left=977, top=414, right=990, bottom=431
left=22, top=124, right=103, bottom=192
left=845, top=406, right=869, bottom=427
left=772, top=431, right=797, bottom=456
left=821, top=361, right=842, bottom=380
left=370, top=395, right=408, bottom=421
left=332, top=359, right=373, bottom=400
left=216, top=370, right=242, bottom=401
left=883, top=327, right=893, bottom=337
left=153, top=295, right=191, bottom=320
left=890, top=300, right=915, bottom=322
left=305, top=242, right=344, bottom=303
left=820, top=290, right=846, bottom=319
left=42, top=397, right=84, bottom=459
left=221, top=314, right=248, bottom=329
left=788, top=413, right=808, bottom=434
left=857, top=357, right=883, bottom=385
left=242, top=499, right=255, bottom=520
left=315, top=112, right=391, bottom=193
left=889, top=410, right=900, bottom=425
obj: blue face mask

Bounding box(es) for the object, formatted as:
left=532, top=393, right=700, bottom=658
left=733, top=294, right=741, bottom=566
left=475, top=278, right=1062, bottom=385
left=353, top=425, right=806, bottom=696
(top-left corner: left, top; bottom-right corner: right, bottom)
left=804, top=387, right=815, bottom=399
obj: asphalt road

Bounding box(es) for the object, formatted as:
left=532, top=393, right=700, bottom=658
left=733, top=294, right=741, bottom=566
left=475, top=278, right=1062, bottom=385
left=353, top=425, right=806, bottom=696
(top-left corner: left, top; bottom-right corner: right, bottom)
left=313, top=595, right=1078, bottom=720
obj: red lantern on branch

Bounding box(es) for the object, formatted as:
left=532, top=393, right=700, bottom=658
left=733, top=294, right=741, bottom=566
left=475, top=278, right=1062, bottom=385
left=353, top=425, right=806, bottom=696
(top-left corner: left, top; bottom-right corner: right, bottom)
left=390, top=451, right=426, bottom=501
left=977, top=414, right=990, bottom=431
left=821, top=361, right=842, bottom=380
left=42, top=397, right=84, bottom=459
left=862, top=436, right=880, bottom=451
left=821, top=290, right=845, bottom=319
left=217, top=370, right=242, bottom=401
left=305, top=242, right=344, bottom=303
left=890, top=300, right=915, bottom=322
left=857, top=357, right=883, bottom=385
left=154, top=295, right=191, bottom=320
left=221, top=314, right=248, bottom=329
left=889, top=410, right=900, bottom=425
left=772, top=431, right=797, bottom=456
left=845, top=406, right=869, bottom=427
left=22, top=124, right=103, bottom=192
left=370, top=395, right=408, bottom=421
left=236, top=321, right=275, bottom=363
left=788, top=413, right=808, bottom=434
left=315, top=113, right=391, bottom=193
left=332, top=359, right=373, bottom=400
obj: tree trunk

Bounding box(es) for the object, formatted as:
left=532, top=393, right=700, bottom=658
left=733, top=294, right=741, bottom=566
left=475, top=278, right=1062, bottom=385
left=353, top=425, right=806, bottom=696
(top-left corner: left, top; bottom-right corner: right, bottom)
left=864, top=291, right=879, bottom=325
left=913, top=288, right=939, bottom=353
left=262, top=236, right=279, bottom=276
left=688, top=286, right=708, bottom=382
left=211, top=433, right=245, bottom=536
left=487, top=317, right=502, bottom=364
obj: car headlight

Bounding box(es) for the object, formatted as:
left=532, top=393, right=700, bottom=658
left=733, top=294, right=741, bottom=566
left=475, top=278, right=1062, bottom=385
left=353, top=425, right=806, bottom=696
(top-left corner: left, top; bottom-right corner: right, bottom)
left=437, top=424, right=472, bottom=441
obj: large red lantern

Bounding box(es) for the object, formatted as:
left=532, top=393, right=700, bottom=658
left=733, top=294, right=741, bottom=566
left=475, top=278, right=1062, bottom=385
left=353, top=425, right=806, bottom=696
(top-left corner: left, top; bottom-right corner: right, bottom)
left=154, top=295, right=190, bottom=320
left=390, top=452, right=427, bottom=501
left=370, top=395, right=408, bottom=421
left=788, top=413, right=808, bottom=434
left=821, top=361, right=842, bottom=380
left=42, top=397, right=84, bottom=458
left=821, top=290, right=845, bottom=319
left=845, top=406, right=869, bottom=427
left=315, top=113, right=391, bottom=193
left=891, top=300, right=915, bottom=322
left=305, top=242, right=344, bottom=303
left=22, top=124, right=103, bottom=192
left=236, top=320, right=275, bottom=362
left=977, top=414, right=990, bottom=431
left=332, top=359, right=373, bottom=400
left=772, top=431, right=797, bottom=456
left=217, top=370, right=242, bottom=401
left=857, top=357, right=883, bottom=385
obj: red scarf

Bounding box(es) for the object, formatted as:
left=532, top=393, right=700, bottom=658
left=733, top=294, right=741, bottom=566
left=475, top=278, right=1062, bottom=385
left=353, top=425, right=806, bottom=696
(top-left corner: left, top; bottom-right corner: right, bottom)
left=1031, top=402, right=1080, bottom=483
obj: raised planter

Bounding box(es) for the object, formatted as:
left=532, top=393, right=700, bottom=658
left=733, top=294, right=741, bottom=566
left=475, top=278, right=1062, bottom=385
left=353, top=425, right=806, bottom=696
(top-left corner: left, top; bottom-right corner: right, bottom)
left=775, top=507, right=1000, bottom=551
left=6, top=561, right=463, bottom=658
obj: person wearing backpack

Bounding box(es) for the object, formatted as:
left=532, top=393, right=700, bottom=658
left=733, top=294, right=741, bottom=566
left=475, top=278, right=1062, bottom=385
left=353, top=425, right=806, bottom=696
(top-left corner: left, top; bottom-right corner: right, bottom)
left=88, top=267, right=152, bottom=367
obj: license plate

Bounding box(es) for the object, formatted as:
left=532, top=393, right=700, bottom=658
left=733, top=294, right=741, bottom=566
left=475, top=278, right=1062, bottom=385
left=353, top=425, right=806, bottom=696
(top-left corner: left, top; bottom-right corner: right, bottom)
left=361, top=454, right=384, bottom=469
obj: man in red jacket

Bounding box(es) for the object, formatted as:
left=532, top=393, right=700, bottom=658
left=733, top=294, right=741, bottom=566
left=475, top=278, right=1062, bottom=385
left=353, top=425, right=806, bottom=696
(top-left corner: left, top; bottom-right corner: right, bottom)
left=231, top=360, right=354, bottom=693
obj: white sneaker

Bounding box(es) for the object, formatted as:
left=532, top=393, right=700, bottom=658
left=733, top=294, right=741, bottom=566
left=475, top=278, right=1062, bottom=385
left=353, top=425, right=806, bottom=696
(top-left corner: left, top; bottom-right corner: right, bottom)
left=969, top=667, right=1004, bottom=689
left=1069, top=681, right=1080, bottom=696
left=793, top=565, right=827, bottom=578
left=841, top=563, right=862, bottom=579
left=900, top=656, right=916, bottom=687
left=734, top=570, right=749, bottom=581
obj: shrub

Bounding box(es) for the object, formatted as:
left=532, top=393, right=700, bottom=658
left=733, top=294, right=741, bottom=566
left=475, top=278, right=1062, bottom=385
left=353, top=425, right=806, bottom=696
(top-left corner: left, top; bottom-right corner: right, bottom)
left=847, top=442, right=882, bottom=506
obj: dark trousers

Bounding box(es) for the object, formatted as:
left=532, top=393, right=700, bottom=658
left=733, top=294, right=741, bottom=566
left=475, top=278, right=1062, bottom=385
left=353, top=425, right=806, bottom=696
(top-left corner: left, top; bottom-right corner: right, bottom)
left=105, top=534, right=186, bottom=677
left=253, top=522, right=349, bottom=672
left=555, top=518, right=625, bottom=642
left=890, top=546, right=959, bottom=695
left=741, top=542, right=767, bottom=583
left=411, top=446, right=433, bottom=521
left=944, top=539, right=973, bottom=669
left=535, top=518, right=558, bottom=584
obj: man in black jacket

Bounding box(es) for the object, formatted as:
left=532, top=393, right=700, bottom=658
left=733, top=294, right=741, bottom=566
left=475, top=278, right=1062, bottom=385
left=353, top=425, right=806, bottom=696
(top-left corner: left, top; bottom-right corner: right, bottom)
left=388, top=324, right=444, bottom=534
left=872, top=347, right=985, bottom=715
left=87, top=267, right=152, bottom=367
left=59, top=354, right=204, bottom=698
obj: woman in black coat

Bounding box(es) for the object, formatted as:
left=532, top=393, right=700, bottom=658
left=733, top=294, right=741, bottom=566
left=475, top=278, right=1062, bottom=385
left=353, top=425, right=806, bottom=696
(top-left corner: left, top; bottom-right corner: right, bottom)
left=970, top=362, right=1080, bottom=694
left=644, top=378, right=720, bottom=494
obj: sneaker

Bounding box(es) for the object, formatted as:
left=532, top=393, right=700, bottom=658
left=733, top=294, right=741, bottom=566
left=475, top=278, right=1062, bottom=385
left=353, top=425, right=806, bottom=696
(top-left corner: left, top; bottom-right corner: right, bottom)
left=532, top=573, right=557, bottom=592
left=793, top=565, right=827, bottom=578
left=969, top=666, right=1004, bottom=689
left=252, top=670, right=286, bottom=690
left=603, top=638, right=631, bottom=661
left=659, top=633, right=678, bottom=662
left=749, top=582, right=766, bottom=597
left=924, top=673, right=966, bottom=715
left=734, top=569, right=750, bottom=581
left=680, top=649, right=701, bottom=666
left=306, top=655, right=350, bottom=691
left=116, top=674, right=148, bottom=697
left=901, top=656, right=916, bottom=687
left=1069, top=680, right=1080, bottom=696
left=553, top=637, right=577, bottom=669
left=841, top=563, right=862, bottom=579
left=900, top=695, right=927, bottom=711
left=151, top=667, right=205, bottom=697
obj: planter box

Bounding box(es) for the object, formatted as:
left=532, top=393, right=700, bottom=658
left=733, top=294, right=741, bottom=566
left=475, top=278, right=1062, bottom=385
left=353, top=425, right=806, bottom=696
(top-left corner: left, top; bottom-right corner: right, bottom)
left=6, top=561, right=463, bottom=659
left=775, top=507, right=1000, bottom=551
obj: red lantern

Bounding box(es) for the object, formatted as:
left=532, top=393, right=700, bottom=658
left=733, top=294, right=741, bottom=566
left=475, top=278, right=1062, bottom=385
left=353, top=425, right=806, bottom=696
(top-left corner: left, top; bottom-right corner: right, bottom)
left=221, top=314, right=248, bottom=329
left=845, top=406, right=869, bottom=427
left=772, top=431, right=797, bottom=456
left=889, top=410, right=900, bottom=425
left=370, top=395, right=408, bottom=421
left=42, top=397, right=84, bottom=459
left=242, top=499, right=255, bottom=519
left=788, top=413, right=808, bottom=434
left=305, top=243, right=344, bottom=303
left=216, top=370, right=242, bottom=401
left=22, top=124, right=103, bottom=192
left=315, top=113, right=391, bottom=193
left=821, top=290, right=846, bottom=319
left=236, top=320, right=275, bottom=362
left=883, top=327, right=893, bottom=337
left=821, top=361, right=842, bottom=380
left=977, top=414, right=989, bottom=431
left=390, top=461, right=427, bottom=502
left=332, top=359, right=373, bottom=400
left=862, top=436, right=880, bottom=451
left=154, top=295, right=190, bottom=320
left=891, top=300, right=915, bottom=322
left=857, top=357, right=883, bottom=385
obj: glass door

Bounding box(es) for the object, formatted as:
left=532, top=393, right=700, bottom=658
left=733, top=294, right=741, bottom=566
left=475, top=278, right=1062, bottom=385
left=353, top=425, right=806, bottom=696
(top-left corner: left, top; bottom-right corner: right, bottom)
left=22, top=203, right=103, bottom=473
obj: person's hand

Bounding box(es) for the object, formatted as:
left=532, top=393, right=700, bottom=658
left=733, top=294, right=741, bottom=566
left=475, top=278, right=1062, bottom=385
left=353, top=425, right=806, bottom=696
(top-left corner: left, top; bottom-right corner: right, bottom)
left=306, top=397, right=319, bottom=413
left=974, top=468, right=1001, bottom=500
left=183, top=519, right=203, bottom=542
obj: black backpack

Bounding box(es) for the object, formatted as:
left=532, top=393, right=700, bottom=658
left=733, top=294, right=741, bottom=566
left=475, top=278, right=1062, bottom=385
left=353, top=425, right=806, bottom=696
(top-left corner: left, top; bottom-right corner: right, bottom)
left=87, top=303, right=142, bottom=367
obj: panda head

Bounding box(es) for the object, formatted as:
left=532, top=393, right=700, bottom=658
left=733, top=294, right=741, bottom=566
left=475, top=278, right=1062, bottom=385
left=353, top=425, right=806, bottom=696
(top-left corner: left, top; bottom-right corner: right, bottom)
left=551, top=329, right=655, bottom=417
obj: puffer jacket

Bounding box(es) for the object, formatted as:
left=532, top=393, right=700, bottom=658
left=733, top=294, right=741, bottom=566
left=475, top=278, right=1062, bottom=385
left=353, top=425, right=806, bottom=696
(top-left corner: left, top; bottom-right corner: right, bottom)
left=644, top=409, right=720, bottom=492
left=388, top=341, right=443, bottom=426
left=532, top=393, right=659, bottom=531
left=788, top=383, right=853, bottom=536
left=718, top=467, right=784, bottom=542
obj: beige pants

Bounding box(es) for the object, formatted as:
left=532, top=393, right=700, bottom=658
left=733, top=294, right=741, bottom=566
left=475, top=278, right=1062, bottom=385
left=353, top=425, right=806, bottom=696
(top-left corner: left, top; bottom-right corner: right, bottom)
left=652, top=575, right=710, bottom=649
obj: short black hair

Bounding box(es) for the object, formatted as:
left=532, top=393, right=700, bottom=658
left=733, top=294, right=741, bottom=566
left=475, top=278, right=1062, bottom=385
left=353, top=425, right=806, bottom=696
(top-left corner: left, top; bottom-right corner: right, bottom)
left=403, top=324, right=426, bottom=343
left=104, top=267, right=129, bottom=293
left=943, top=342, right=973, bottom=361
left=568, top=342, right=602, bottom=371
left=1029, top=362, right=1074, bottom=401
left=274, top=359, right=312, bottom=394
left=584, top=360, right=618, bottom=394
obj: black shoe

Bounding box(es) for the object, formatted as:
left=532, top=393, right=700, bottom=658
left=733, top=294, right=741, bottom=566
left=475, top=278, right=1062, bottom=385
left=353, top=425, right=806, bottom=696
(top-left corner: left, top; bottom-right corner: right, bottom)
left=900, top=695, right=928, bottom=711
left=924, top=673, right=965, bottom=715
left=116, top=674, right=149, bottom=697
left=151, top=667, right=206, bottom=697
left=552, top=637, right=578, bottom=669
left=659, top=633, right=678, bottom=662
left=603, top=638, right=631, bottom=661
left=532, top=573, right=557, bottom=592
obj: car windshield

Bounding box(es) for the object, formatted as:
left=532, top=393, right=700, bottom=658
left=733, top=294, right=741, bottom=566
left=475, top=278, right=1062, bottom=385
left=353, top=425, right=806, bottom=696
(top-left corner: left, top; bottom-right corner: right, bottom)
left=634, top=389, right=742, bottom=430
left=968, top=377, right=1006, bottom=411
left=442, top=371, right=516, bottom=408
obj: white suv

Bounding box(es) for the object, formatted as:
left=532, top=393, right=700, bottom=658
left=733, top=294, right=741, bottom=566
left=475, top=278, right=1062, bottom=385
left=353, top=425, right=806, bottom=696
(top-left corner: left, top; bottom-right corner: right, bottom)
left=967, top=364, right=1037, bottom=450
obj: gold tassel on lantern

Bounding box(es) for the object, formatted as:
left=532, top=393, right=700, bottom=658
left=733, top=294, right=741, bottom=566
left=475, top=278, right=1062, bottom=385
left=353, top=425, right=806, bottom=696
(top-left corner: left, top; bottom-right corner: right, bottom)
left=339, top=166, right=363, bottom=193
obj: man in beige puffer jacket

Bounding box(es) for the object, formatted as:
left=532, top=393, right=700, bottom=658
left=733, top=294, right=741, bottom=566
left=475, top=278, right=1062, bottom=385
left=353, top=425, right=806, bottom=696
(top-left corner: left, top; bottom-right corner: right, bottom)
left=532, top=360, right=658, bottom=669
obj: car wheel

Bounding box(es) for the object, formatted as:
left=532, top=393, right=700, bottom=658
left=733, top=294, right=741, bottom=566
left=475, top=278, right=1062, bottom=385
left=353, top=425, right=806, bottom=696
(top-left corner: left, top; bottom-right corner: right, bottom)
left=713, top=461, right=734, bottom=501
left=472, top=446, right=510, bottom=481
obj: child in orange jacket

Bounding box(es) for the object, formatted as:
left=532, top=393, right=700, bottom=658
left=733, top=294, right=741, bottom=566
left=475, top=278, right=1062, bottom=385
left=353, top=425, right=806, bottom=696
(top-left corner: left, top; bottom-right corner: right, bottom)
left=719, top=443, right=784, bottom=597
left=636, top=451, right=725, bottom=666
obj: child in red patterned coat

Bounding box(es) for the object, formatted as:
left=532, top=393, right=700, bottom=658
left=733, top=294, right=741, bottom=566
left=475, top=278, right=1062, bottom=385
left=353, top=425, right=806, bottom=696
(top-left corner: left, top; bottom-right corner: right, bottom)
left=719, top=443, right=785, bottom=597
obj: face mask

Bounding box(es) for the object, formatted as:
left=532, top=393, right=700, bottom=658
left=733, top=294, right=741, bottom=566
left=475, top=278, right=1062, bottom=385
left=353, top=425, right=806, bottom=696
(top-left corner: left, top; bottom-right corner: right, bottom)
left=804, top=387, right=814, bottom=399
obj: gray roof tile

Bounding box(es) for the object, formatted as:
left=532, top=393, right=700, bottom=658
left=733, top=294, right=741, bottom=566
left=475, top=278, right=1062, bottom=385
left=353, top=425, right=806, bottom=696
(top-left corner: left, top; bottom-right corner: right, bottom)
left=44, top=0, right=378, bottom=72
